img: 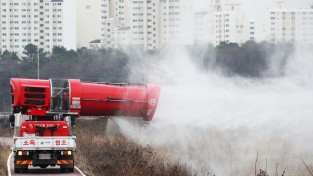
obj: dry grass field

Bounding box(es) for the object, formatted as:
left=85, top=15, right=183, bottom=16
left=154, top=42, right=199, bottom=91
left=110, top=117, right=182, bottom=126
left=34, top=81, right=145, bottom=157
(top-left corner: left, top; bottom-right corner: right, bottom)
left=0, top=118, right=13, bottom=137
left=74, top=117, right=192, bottom=176
left=0, top=143, right=10, bottom=176
left=0, top=117, right=191, bottom=176
left=0, top=118, right=13, bottom=175
left=2, top=117, right=313, bottom=176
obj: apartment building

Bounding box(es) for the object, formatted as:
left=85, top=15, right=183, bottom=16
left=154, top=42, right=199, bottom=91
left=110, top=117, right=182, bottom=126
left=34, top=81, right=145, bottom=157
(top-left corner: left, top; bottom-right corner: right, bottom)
left=115, top=26, right=132, bottom=48
left=193, top=11, right=215, bottom=44
left=193, top=0, right=245, bottom=46
left=160, top=0, right=194, bottom=47
left=101, top=0, right=161, bottom=50
left=245, top=20, right=255, bottom=41
left=99, top=0, right=196, bottom=50
left=0, top=0, right=67, bottom=56
left=266, top=9, right=313, bottom=44
left=128, top=0, right=158, bottom=50
left=101, top=0, right=120, bottom=48
left=213, top=3, right=245, bottom=45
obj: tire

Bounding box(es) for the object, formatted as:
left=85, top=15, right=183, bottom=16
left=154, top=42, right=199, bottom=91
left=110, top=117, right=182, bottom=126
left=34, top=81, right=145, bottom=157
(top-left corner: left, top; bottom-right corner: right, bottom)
left=14, top=163, right=28, bottom=173
left=14, top=167, right=28, bottom=173
left=22, top=168, right=28, bottom=173
left=60, top=165, right=74, bottom=173
left=14, top=168, right=22, bottom=173
left=68, top=167, right=74, bottom=173
left=60, top=167, right=67, bottom=173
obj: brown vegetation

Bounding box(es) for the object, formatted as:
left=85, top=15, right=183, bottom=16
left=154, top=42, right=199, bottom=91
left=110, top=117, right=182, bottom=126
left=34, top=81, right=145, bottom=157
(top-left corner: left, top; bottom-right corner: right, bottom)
left=74, top=117, right=191, bottom=176
left=0, top=143, right=10, bottom=175
left=0, top=118, right=13, bottom=137
left=0, top=118, right=13, bottom=175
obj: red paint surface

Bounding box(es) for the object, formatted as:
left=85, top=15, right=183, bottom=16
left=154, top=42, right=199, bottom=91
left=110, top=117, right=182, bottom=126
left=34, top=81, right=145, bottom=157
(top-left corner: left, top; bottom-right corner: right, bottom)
left=11, top=78, right=160, bottom=121
left=20, top=121, right=69, bottom=137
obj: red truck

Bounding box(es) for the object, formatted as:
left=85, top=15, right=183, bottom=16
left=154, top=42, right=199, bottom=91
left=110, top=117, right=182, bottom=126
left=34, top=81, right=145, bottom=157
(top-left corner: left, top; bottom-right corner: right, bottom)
left=9, top=78, right=160, bottom=173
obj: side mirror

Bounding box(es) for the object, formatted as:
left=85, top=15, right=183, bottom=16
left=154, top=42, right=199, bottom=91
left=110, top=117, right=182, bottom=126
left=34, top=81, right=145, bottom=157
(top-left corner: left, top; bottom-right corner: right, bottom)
left=10, top=122, right=15, bottom=129
left=71, top=116, right=76, bottom=127
left=9, top=114, right=15, bottom=128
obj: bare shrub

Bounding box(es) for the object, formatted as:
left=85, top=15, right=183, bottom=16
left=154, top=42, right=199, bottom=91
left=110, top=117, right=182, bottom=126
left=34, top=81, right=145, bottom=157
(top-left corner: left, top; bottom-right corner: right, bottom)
left=257, top=169, right=269, bottom=176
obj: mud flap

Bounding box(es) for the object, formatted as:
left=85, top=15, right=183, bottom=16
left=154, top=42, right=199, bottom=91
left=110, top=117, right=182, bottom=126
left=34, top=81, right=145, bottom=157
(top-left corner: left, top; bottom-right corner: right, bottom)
left=59, top=155, right=74, bottom=173
left=14, top=152, right=31, bottom=173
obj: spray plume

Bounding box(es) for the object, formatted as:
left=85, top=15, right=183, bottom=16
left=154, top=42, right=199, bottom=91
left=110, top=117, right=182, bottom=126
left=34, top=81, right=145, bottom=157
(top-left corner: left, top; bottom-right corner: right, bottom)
left=116, top=44, right=313, bottom=175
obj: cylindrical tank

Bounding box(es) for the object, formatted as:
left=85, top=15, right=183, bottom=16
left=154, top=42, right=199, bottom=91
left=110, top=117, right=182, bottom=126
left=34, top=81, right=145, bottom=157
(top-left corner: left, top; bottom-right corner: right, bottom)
left=76, top=81, right=160, bottom=121
left=10, top=78, right=160, bottom=121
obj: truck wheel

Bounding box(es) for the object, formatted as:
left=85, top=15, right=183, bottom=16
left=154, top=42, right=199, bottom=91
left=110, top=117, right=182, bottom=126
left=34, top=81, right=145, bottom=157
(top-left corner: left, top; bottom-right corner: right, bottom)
left=14, top=167, right=28, bottom=173
left=60, top=168, right=67, bottom=173
left=14, top=168, right=22, bottom=173
left=22, top=168, right=28, bottom=173
left=68, top=167, right=74, bottom=173
left=60, top=165, right=74, bottom=173
left=14, top=163, right=28, bottom=173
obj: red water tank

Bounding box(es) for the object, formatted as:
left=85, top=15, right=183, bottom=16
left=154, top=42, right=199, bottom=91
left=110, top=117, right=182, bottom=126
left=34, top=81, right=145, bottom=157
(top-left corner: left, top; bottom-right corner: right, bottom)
left=11, top=78, right=160, bottom=121
left=76, top=82, right=160, bottom=121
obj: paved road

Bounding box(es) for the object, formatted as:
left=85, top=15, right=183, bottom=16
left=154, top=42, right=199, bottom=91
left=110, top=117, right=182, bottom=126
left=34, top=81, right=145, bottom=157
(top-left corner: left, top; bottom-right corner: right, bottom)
left=0, top=137, right=85, bottom=176
left=8, top=153, right=85, bottom=176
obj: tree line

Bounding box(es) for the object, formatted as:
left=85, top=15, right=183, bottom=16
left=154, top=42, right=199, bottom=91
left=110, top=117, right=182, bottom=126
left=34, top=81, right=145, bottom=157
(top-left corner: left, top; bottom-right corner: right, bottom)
left=0, top=41, right=295, bottom=111
left=0, top=44, right=130, bottom=111
left=189, top=41, right=294, bottom=77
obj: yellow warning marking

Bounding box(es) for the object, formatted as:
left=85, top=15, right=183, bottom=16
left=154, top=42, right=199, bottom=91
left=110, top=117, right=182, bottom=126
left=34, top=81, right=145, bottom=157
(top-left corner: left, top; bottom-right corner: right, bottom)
left=57, top=160, right=73, bottom=165
left=16, top=160, right=32, bottom=165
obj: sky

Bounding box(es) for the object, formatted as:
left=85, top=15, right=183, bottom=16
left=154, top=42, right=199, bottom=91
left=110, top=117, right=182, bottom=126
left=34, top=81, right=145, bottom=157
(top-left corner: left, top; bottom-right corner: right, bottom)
left=63, top=0, right=76, bottom=50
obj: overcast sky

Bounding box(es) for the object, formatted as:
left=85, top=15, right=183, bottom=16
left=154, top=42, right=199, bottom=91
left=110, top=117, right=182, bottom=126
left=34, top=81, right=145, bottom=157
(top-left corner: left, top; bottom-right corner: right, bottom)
left=64, top=0, right=76, bottom=50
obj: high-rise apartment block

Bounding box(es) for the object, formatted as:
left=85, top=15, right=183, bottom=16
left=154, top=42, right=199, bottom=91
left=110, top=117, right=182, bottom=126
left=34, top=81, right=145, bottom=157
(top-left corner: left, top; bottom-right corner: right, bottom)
left=213, top=8, right=245, bottom=45
left=3, top=0, right=311, bottom=55
left=75, top=0, right=313, bottom=50
left=78, top=0, right=313, bottom=50
left=245, top=20, right=255, bottom=41
left=100, top=0, right=162, bottom=50
left=98, top=0, right=194, bottom=50
left=265, top=9, right=313, bottom=44
left=193, top=0, right=245, bottom=46
left=0, top=0, right=68, bottom=56
left=193, top=11, right=215, bottom=45
left=77, top=0, right=254, bottom=49
left=160, top=0, right=194, bottom=46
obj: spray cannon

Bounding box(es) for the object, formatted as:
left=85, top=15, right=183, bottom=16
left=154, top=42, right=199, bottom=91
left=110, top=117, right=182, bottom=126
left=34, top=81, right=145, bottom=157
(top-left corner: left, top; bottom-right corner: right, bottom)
left=9, top=78, right=160, bottom=173
left=9, top=78, right=160, bottom=126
